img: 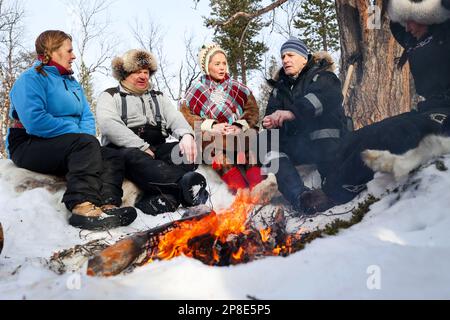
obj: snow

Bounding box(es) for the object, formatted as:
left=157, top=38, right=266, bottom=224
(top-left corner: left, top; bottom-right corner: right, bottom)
left=1, top=156, right=450, bottom=300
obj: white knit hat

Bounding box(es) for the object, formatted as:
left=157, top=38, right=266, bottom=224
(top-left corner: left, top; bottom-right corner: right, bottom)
left=198, top=43, right=228, bottom=75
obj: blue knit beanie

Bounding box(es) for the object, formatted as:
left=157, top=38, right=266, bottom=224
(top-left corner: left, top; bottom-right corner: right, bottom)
left=280, top=37, right=309, bottom=59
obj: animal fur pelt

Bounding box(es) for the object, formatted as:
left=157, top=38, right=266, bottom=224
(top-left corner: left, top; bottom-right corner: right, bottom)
left=111, top=49, right=158, bottom=81
left=0, top=160, right=141, bottom=207
left=362, top=134, right=450, bottom=179
left=388, top=0, right=450, bottom=25
left=0, top=160, right=278, bottom=212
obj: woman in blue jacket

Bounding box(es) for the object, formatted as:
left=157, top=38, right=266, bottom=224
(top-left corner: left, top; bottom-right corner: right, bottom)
left=7, top=30, right=137, bottom=230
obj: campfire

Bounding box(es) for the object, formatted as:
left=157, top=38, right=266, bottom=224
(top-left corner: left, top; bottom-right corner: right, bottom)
left=87, top=176, right=311, bottom=276
left=146, top=190, right=308, bottom=266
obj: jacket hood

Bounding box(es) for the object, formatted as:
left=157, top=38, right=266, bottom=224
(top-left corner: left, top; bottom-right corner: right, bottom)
left=388, top=0, right=450, bottom=26
left=270, top=51, right=336, bottom=82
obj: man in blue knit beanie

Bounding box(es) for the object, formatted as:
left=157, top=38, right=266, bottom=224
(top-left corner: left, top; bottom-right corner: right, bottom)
left=278, top=37, right=310, bottom=78
left=261, top=35, right=346, bottom=215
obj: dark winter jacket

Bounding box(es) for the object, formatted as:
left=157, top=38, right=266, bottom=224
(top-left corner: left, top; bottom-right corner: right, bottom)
left=390, top=20, right=450, bottom=111
left=265, top=52, right=345, bottom=143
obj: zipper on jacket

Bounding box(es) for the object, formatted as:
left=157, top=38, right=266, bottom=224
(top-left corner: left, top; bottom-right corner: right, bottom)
left=62, top=79, right=69, bottom=91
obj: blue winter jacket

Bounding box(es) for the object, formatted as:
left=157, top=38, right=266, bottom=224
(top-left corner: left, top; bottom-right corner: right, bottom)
left=8, top=62, right=96, bottom=139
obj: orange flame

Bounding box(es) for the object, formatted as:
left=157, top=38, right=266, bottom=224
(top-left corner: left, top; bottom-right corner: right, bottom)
left=259, top=228, right=271, bottom=242
left=150, top=189, right=306, bottom=265
left=155, top=190, right=256, bottom=262
left=232, top=247, right=244, bottom=261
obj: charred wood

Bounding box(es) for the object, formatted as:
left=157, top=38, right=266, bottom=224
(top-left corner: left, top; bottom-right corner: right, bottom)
left=87, top=209, right=211, bottom=277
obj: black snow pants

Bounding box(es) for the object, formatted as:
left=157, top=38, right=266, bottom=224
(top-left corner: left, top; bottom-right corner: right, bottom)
left=8, top=131, right=125, bottom=211
left=322, top=109, right=450, bottom=204
left=111, top=142, right=197, bottom=201
left=261, top=128, right=341, bottom=206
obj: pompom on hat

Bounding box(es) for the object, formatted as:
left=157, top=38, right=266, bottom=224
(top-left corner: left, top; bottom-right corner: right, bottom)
left=198, top=43, right=229, bottom=75
left=111, top=49, right=158, bottom=81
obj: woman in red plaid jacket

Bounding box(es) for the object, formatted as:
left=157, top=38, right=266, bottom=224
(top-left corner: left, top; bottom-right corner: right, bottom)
left=180, top=43, right=264, bottom=193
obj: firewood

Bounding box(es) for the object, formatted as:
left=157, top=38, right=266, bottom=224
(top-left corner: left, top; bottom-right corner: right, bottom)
left=87, top=209, right=212, bottom=277
left=87, top=233, right=148, bottom=277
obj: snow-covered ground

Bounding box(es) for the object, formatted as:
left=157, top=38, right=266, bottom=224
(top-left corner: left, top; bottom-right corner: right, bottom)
left=1, top=155, right=450, bottom=300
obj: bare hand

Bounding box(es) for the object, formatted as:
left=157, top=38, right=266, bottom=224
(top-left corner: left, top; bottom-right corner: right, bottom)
left=179, top=134, right=197, bottom=164
left=273, top=110, right=295, bottom=127
left=264, top=111, right=295, bottom=128
left=263, top=115, right=277, bottom=129
left=224, top=125, right=243, bottom=135
left=211, top=123, right=230, bottom=135
left=144, top=148, right=155, bottom=159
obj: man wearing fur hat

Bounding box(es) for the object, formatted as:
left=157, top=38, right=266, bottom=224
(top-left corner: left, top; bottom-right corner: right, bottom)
left=96, top=49, right=209, bottom=216
left=261, top=37, right=347, bottom=213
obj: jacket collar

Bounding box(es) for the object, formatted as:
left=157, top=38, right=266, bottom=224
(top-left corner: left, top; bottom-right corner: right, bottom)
left=118, top=83, right=152, bottom=96
left=33, top=61, right=73, bottom=78
left=270, top=51, right=336, bottom=85
left=36, top=56, right=74, bottom=75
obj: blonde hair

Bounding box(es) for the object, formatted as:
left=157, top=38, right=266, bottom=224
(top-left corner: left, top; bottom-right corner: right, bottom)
left=35, top=30, right=72, bottom=76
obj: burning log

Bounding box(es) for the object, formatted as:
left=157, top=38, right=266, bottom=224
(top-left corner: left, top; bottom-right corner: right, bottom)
left=88, top=189, right=312, bottom=277
left=87, top=206, right=212, bottom=277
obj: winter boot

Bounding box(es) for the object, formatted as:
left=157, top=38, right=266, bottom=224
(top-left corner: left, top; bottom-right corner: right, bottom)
left=298, top=189, right=336, bottom=215
left=69, top=202, right=137, bottom=231
left=220, top=166, right=249, bottom=193
left=135, top=193, right=181, bottom=216
left=245, top=166, right=264, bottom=190
left=179, top=172, right=209, bottom=207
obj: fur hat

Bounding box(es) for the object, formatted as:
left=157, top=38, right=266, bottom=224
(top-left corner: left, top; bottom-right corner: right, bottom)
left=198, top=43, right=228, bottom=75
left=388, top=0, right=450, bottom=26
left=111, top=49, right=158, bottom=81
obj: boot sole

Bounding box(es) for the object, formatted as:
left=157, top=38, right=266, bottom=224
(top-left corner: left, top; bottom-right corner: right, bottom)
left=69, top=208, right=137, bottom=231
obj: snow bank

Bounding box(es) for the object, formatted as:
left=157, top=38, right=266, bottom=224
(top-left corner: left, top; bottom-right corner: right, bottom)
left=1, top=156, right=450, bottom=300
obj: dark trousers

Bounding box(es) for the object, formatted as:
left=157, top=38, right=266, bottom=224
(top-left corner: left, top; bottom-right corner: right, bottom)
left=10, top=133, right=125, bottom=210
left=323, top=109, right=450, bottom=204
left=262, top=129, right=340, bottom=206
left=112, top=142, right=197, bottom=199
